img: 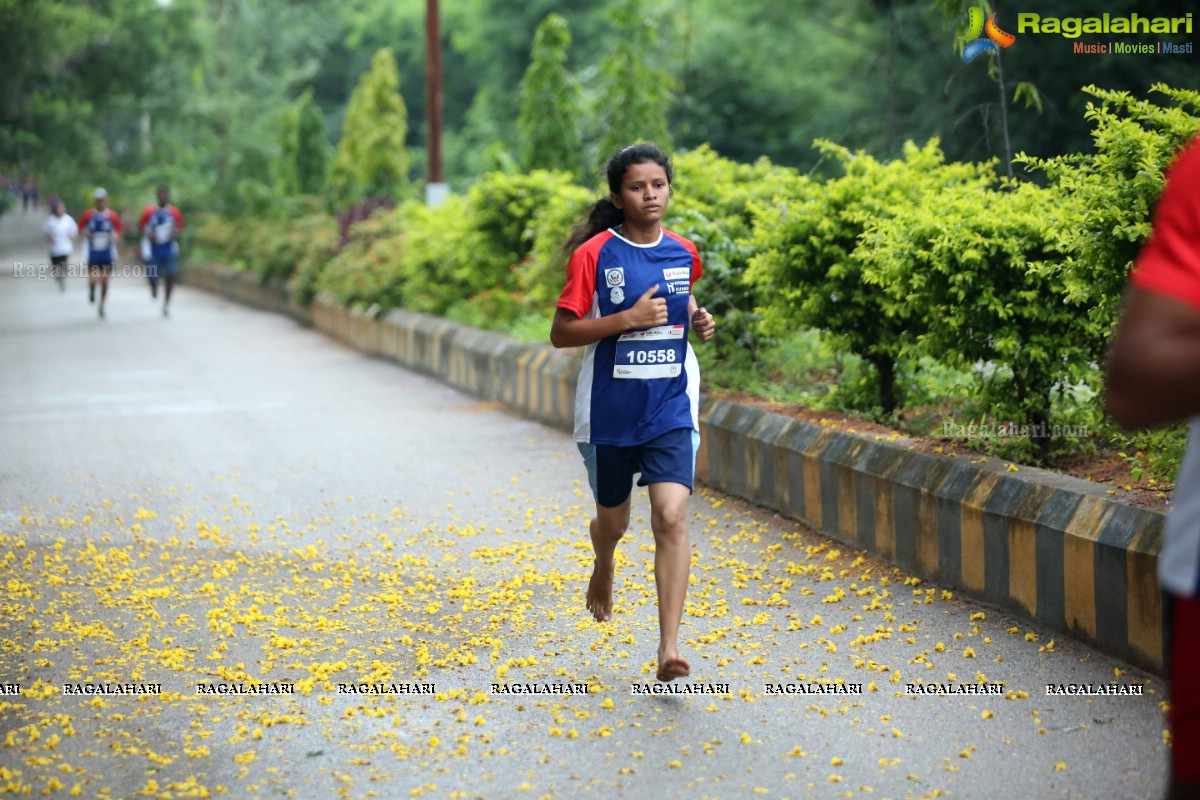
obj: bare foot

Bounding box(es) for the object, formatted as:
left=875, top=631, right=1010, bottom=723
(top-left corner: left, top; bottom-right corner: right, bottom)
left=586, top=558, right=615, bottom=622
left=656, top=655, right=690, bottom=682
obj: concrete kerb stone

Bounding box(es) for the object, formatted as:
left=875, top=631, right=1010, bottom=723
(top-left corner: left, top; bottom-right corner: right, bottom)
left=312, top=293, right=341, bottom=342
left=185, top=261, right=1170, bottom=674
left=264, top=276, right=287, bottom=313
left=182, top=263, right=312, bottom=326
left=374, top=305, right=577, bottom=429
left=347, top=304, right=382, bottom=355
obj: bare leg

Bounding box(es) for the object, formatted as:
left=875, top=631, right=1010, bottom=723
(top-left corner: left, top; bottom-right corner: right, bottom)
left=648, top=481, right=691, bottom=681
left=586, top=499, right=629, bottom=622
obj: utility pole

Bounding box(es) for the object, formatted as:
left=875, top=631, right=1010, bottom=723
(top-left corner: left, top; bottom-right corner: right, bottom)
left=425, top=0, right=448, bottom=206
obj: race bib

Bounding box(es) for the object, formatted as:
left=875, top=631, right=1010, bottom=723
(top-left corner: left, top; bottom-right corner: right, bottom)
left=90, top=232, right=111, bottom=251
left=613, top=325, right=686, bottom=379
left=153, top=221, right=174, bottom=244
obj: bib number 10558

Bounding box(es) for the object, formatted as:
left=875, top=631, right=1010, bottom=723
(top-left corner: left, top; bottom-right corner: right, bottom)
left=625, top=348, right=676, bottom=365
left=613, top=325, right=685, bottom=380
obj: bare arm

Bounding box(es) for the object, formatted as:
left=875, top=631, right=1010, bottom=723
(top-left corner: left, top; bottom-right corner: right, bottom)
left=550, top=284, right=668, bottom=349
left=1104, top=286, right=1200, bottom=429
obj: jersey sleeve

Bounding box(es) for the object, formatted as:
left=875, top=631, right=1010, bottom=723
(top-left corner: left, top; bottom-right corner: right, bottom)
left=139, top=205, right=153, bottom=232
left=557, top=239, right=602, bottom=318
left=172, top=206, right=184, bottom=230
left=78, top=209, right=93, bottom=231
left=111, top=212, right=122, bottom=235
left=663, top=229, right=703, bottom=289
left=1130, top=138, right=1200, bottom=311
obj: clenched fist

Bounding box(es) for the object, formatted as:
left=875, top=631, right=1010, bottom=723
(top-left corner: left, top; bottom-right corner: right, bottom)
left=691, top=306, right=715, bottom=341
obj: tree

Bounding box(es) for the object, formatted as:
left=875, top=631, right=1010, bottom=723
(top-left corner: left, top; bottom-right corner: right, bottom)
left=275, top=89, right=329, bottom=198
left=1017, top=84, right=1200, bottom=365
left=294, top=89, right=330, bottom=195
left=862, top=178, right=1086, bottom=459
left=745, top=139, right=993, bottom=415
left=0, top=0, right=209, bottom=201
left=331, top=48, right=410, bottom=205
left=518, top=14, right=583, bottom=178
left=593, top=0, right=674, bottom=165
left=275, top=102, right=300, bottom=196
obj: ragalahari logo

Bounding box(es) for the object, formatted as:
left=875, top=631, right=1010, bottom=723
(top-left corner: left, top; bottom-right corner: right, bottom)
left=963, top=7, right=1016, bottom=62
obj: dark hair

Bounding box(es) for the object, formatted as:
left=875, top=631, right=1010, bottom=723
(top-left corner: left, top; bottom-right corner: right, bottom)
left=561, top=143, right=673, bottom=256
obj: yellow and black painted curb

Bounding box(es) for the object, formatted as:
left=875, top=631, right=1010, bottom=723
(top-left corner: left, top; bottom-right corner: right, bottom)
left=184, top=264, right=313, bottom=326
left=699, top=398, right=1165, bottom=674
left=185, top=263, right=1169, bottom=675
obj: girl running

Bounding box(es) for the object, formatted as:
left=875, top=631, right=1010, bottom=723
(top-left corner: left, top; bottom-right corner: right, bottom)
left=551, top=143, right=715, bottom=682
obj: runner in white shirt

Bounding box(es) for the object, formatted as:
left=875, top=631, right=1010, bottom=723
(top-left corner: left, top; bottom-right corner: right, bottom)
left=42, top=200, right=78, bottom=292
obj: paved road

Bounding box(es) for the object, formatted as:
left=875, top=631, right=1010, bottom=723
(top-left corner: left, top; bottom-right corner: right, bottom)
left=0, top=210, right=1171, bottom=799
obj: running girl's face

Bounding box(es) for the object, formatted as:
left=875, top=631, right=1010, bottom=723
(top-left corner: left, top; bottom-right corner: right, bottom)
left=611, top=161, right=671, bottom=228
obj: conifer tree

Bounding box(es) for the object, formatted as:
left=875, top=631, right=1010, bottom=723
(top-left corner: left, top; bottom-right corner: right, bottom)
left=331, top=48, right=409, bottom=204
left=594, top=0, right=674, bottom=165
left=275, top=88, right=329, bottom=196
left=518, top=14, right=583, bottom=178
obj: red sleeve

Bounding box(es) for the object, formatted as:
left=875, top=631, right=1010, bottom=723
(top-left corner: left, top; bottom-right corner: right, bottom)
left=556, top=233, right=608, bottom=318
left=1130, top=137, right=1200, bottom=311
left=663, top=229, right=704, bottom=289
left=139, top=205, right=153, bottom=231
left=172, top=205, right=184, bottom=230
left=78, top=209, right=93, bottom=229
left=110, top=211, right=122, bottom=235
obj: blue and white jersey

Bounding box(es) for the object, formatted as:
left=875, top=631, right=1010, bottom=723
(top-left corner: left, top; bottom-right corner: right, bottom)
left=148, top=208, right=175, bottom=258
left=82, top=209, right=119, bottom=263
left=557, top=228, right=703, bottom=446
left=142, top=204, right=183, bottom=260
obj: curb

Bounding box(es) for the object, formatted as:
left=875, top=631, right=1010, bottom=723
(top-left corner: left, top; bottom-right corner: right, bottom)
left=183, top=263, right=313, bottom=326
left=184, top=262, right=1169, bottom=675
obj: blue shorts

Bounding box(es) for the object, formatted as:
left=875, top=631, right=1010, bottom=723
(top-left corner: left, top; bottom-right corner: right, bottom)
left=576, top=427, right=699, bottom=509
left=150, top=250, right=178, bottom=278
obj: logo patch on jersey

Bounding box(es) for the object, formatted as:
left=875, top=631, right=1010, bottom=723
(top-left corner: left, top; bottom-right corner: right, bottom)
left=605, top=267, right=625, bottom=288
left=662, top=267, right=690, bottom=281
left=609, top=287, right=625, bottom=305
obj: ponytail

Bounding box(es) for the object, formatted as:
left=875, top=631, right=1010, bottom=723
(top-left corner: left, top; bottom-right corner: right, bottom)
left=561, top=197, right=624, bottom=258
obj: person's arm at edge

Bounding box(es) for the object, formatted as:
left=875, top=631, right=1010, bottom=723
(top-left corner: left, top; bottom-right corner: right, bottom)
left=1104, top=286, right=1200, bottom=430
